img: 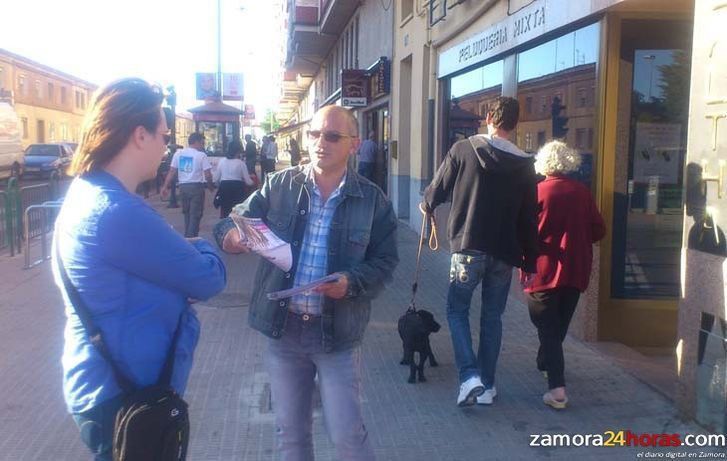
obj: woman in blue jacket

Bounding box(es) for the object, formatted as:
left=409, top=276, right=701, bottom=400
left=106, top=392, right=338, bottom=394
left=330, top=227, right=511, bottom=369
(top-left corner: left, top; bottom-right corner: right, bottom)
left=52, top=78, right=226, bottom=460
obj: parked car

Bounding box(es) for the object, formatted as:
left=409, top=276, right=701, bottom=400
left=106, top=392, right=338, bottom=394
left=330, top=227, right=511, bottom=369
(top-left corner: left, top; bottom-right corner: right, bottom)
left=0, top=96, right=25, bottom=181
left=22, top=143, right=74, bottom=178
left=61, top=142, right=78, bottom=155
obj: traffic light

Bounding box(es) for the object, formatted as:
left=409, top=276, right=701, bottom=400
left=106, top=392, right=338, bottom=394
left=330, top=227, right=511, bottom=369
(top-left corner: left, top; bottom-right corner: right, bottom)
left=551, top=96, right=568, bottom=139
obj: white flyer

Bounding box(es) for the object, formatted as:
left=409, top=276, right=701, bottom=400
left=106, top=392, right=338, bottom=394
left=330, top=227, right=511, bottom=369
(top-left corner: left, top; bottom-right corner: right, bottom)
left=229, top=213, right=293, bottom=272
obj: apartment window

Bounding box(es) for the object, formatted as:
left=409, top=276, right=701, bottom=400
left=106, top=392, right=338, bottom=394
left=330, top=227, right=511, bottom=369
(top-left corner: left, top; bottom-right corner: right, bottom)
left=525, top=132, right=533, bottom=152
left=354, top=16, right=359, bottom=68
left=49, top=122, right=56, bottom=142
left=21, top=117, right=28, bottom=138
left=401, top=0, right=413, bottom=19
left=537, top=130, right=546, bottom=148
left=577, top=87, right=587, bottom=107
left=343, top=31, right=349, bottom=69
left=48, top=83, right=55, bottom=102
left=525, top=96, right=533, bottom=114
left=576, top=128, right=586, bottom=148
left=540, top=96, right=547, bottom=113
left=18, top=75, right=26, bottom=95
left=61, top=87, right=67, bottom=104
left=0, top=66, right=4, bottom=89
left=35, top=80, right=41, bottom=98
left=76, top=91, right=81, bottom=109
left=61, top=123, right=68, bottom=140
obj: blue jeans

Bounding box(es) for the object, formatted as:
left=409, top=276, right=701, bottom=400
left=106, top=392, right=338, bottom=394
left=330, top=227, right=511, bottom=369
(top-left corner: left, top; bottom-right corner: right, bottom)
left=72, top=394, right=125, bottom=461
left=357, top=161, right=375, bottom=181
left=266, top=312, right=375, bottom=461
left=446, top=252, right=512, bottom=387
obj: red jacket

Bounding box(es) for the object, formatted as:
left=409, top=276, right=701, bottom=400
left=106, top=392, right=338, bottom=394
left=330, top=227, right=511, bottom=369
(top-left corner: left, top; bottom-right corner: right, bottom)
left=525, top=175, right=606, bottom=293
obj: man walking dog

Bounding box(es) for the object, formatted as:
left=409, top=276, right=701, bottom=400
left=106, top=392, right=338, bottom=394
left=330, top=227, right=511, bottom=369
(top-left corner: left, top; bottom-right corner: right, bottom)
left=421, top=96, right=538, bottom=407
left=214, top=105, right=398, bottom=460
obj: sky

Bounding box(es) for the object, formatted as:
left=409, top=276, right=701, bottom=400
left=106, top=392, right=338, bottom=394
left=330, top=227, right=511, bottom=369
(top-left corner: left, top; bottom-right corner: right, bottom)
left=1, top=0, right=284, bottom=117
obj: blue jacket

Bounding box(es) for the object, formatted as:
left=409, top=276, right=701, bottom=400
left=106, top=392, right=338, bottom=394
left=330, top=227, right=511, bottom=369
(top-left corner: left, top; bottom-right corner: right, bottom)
left=53, top=171, right=226, bottom=414
left=214, top=166, right=398, bottom=352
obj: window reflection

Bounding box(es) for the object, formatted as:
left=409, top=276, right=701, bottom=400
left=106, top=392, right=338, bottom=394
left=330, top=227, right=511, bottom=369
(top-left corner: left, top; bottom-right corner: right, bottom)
left=515, top=22, right=600, bottom=188
left=447, top=60, right=503, bottom=149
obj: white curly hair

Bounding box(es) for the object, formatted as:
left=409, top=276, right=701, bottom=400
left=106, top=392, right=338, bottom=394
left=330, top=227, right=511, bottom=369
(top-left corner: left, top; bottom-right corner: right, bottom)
left=534, top=140, right=582, bottom=176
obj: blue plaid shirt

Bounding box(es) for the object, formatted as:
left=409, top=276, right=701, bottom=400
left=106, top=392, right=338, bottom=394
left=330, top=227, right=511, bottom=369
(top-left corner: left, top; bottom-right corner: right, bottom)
left=289, top=167, right=346, bottom=315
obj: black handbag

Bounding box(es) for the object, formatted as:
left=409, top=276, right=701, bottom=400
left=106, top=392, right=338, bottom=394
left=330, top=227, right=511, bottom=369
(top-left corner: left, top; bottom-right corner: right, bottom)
left=56, top=246, right=190, bottom=461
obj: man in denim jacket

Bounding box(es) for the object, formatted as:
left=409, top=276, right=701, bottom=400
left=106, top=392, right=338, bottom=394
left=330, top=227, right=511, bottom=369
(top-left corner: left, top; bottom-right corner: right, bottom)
left=214, top=106, right=398, bottom=460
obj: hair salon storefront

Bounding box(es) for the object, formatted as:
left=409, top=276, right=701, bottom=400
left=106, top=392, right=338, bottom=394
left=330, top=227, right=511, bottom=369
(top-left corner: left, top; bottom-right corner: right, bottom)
left=394, top=0, right=720, bottom=426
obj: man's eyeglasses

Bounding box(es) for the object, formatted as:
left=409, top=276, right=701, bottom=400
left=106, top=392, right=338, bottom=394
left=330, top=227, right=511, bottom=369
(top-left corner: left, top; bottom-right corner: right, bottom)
left=162, top=133, right=171, bottom=145
left=306, top=130, right=356, bottom=143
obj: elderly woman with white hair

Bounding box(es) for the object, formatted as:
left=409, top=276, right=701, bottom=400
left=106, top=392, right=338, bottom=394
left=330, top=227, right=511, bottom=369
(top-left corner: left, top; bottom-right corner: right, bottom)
left=524, top=140, right=605, bottom=409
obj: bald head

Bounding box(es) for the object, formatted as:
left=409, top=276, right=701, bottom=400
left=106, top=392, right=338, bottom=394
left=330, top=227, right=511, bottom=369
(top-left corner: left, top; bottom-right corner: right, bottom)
left=313, top=105, right=358, bottom=137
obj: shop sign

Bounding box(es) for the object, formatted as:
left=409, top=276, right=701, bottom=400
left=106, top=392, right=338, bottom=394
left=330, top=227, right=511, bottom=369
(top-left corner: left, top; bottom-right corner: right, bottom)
left=438, top=0, right=623, bottom=78
left=341, top=70, right=368, bottom=107
left=369, top=58, right=390, bottom=101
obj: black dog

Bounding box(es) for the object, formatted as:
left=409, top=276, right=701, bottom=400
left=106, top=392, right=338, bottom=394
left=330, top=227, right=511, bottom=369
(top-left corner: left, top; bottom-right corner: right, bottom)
left=398, top=309, right=441, bottom=383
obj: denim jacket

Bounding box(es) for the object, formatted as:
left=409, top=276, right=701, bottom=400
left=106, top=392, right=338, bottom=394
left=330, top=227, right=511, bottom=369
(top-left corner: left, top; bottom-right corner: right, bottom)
left=214, top=166, right=398, bottom=352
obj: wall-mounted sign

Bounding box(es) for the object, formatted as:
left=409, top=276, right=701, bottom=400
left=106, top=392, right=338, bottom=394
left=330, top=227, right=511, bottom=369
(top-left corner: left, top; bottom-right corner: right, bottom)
left=243, top=104, right=255, bottom=120
left=223, top=73, right=244, bottom=101
left=196, top=73, right=218, bottom=100
left=341, top=70, right=368, bottom=107
left=369, top=58, right=390, bottom=101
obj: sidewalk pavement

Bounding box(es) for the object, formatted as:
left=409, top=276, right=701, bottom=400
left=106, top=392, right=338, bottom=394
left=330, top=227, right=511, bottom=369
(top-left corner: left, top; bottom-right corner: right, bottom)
left=0, top=188, right=716, bottom=461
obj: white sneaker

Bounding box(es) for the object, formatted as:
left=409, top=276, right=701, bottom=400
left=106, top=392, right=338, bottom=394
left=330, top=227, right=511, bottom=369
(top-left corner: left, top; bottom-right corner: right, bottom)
left=476, top=387, right=497, bottom=405
left=457, top=376, right=485, bottom=406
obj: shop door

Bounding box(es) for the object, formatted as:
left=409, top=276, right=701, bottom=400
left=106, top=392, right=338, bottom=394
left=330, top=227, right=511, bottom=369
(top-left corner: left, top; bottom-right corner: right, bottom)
left=602, top=18, right=693, bottom=347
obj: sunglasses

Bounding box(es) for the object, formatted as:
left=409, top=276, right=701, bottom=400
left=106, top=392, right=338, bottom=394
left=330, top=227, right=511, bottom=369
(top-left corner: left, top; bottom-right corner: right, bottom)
left=306, top=130, right=356, bottom=143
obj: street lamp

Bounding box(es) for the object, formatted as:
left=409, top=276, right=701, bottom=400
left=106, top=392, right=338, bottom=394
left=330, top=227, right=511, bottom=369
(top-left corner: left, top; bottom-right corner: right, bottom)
left=643, top=54, right=656, bottom=101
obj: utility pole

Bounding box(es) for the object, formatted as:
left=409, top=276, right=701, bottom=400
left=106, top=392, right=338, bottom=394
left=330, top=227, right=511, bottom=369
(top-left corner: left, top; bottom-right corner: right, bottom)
left=217, top=0, right=222, bottom=98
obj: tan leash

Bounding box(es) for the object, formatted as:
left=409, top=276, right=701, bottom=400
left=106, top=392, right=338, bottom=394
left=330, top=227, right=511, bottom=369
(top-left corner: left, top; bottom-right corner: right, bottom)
left=408, top=205, right=439, bottom=312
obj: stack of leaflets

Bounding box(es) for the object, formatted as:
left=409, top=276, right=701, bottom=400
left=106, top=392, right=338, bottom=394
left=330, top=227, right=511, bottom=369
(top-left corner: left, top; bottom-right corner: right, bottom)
left=229, top=211, right=293, bottom=272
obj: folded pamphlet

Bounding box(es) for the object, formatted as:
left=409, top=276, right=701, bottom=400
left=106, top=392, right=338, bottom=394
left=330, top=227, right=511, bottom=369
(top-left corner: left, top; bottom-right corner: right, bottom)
left=267, top=273, right=342, bottom=300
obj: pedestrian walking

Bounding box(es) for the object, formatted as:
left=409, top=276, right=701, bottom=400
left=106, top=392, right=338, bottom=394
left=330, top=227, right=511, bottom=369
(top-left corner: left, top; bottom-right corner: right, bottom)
left=421, top=96, right=538, bottom=407
left=525, top=140, right=606, bottom=409
left=52, top=77, right=227, bottom=461
left=260, top=135, right=278, bottom=178
left=162, top=132, right=215, bottom=237
left=356, top=131, right=377, bottom=182
left=244, top=134, right=258, bottom=177
left=214, top=139, right=255, bottom=218
left=214, top=105, right=398, bottom=461
left=288, top=138, right=301, bottom=166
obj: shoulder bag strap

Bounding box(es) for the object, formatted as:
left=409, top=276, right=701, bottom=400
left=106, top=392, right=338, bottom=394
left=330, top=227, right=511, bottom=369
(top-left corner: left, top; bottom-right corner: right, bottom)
left=55, top=243, right=136, bottom=393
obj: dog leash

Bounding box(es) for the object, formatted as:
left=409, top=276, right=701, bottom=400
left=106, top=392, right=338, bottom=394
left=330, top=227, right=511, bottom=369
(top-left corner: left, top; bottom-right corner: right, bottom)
left=408, top=204, right=439, bottom=313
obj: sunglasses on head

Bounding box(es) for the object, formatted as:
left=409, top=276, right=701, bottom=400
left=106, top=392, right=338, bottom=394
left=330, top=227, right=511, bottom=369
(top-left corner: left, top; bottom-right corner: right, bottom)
left=306, top=130, right=355, bottom=143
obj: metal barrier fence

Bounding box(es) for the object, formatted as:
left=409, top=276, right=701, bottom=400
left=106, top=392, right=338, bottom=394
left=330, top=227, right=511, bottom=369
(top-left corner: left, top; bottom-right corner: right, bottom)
left=24, top=201, right=63, bottom=269
left=2, top=171, right=66, bottom=259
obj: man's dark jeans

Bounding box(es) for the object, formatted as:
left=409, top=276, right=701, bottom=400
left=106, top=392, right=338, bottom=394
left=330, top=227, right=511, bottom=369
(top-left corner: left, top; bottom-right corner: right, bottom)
left=357, top=161, right=374, bottom=182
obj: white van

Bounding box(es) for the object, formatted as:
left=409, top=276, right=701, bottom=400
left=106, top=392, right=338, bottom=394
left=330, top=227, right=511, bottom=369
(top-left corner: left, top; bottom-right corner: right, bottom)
left=0, top=93, right=24, bottom=181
